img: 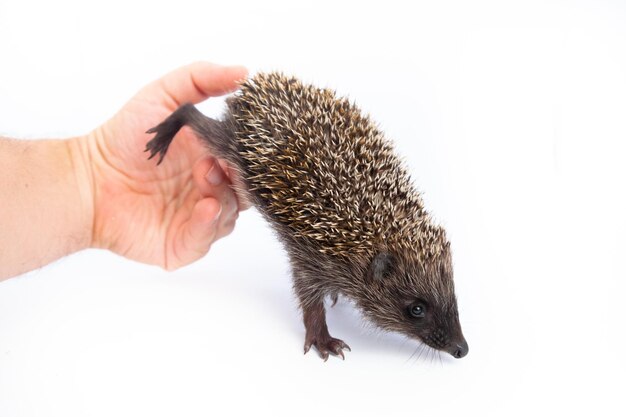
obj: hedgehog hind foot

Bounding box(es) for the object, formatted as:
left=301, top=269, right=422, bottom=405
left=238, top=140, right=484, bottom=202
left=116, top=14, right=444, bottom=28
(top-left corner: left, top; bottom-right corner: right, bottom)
left=145, top=103, right=194, bottom=164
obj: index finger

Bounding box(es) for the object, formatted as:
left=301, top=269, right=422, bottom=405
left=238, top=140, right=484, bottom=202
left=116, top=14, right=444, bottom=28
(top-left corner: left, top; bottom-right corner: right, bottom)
left=193, top=157, right=247, bottom=215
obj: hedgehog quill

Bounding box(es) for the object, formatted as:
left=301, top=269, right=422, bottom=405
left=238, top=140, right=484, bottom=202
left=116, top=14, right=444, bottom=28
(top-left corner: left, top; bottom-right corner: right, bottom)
left=145, top=72, right=468, bottom=361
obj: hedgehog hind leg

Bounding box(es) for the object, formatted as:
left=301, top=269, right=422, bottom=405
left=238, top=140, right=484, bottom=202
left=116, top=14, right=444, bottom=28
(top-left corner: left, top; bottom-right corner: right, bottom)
left=145, top=103, right=195, bottom=165
left=146, top=103, right=238, bottom=166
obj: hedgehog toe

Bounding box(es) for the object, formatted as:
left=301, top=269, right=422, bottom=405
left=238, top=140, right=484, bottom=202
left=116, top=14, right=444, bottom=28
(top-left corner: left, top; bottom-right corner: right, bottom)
left=304, top=336, right=350, bottom=361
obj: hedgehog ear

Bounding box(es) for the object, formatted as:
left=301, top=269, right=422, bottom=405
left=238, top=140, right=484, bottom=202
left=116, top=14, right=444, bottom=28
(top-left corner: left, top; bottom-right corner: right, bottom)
left=367, top=252, right=394, bottom=282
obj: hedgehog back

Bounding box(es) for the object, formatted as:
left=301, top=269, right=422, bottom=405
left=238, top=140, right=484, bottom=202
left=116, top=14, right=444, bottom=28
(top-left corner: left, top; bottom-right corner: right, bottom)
left=228, top=73, right=431, bottom=256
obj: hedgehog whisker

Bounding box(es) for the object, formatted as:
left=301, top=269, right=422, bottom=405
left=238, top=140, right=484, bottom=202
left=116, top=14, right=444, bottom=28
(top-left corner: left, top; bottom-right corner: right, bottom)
left=414, top=342, right=427, bottom=364
left=406, top=343, right=421, bottom=364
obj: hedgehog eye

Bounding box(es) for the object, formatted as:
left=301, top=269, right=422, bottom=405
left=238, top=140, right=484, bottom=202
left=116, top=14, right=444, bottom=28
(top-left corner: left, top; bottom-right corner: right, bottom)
left=408, top=302, right=426, bottom=319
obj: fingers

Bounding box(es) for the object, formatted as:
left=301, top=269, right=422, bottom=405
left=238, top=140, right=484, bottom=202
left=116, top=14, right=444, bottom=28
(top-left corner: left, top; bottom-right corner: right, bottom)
left=192, top=157, right=239, bottom=239
left=141, top=61, right=248, bottom=108
left=194, top=157, right=252, bottom=212
left=216, top=160, right=253, bottom=211
left=168, top=152, right=244, bottom=269
left=170, top=197, right=221, bottom=269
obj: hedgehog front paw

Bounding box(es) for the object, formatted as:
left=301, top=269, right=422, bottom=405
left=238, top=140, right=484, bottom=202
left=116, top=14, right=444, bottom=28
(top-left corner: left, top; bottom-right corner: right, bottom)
left=304, top=335, right=351, bottom=361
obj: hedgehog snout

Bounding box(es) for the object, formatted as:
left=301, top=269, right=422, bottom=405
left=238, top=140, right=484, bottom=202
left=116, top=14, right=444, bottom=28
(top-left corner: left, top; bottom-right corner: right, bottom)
left=447, top=338, right=469, bottom=359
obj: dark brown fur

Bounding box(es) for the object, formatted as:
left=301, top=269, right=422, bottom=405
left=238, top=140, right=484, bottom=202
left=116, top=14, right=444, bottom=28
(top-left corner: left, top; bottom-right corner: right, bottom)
left=145, top=73, right=468, bottom=360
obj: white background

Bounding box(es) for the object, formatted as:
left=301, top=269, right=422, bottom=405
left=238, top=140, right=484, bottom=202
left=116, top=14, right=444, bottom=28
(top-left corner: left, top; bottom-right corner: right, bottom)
left=1, top=0, right=625, bottom=416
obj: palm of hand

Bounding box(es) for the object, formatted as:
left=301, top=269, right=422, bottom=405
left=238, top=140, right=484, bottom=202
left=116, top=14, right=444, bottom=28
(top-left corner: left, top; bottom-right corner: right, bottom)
left=86, top=63, right=247, bottom=269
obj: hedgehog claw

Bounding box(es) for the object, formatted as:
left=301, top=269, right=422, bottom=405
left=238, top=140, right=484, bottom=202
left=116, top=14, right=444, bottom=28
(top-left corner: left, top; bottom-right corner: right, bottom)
left=304, top=336, right=350, bottom=361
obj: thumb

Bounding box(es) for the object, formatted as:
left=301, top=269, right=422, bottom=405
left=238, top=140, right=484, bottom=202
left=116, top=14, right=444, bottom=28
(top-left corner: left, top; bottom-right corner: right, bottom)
left=140, top=61, right=248, bottom=108
left=168, top=197, right=222, bottom=269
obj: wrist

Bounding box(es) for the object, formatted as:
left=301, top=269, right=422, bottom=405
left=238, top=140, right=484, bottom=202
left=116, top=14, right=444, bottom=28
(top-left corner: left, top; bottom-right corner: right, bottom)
left=65, top=134, right=96, bottom=251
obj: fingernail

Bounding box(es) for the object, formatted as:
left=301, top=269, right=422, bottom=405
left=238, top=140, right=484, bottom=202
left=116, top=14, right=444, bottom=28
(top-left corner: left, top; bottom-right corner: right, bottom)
left=211, top=205, right=222, bottom=226
left=233, top=67, right=249, bottom=85
left=206, top=163, right=225, bottom=185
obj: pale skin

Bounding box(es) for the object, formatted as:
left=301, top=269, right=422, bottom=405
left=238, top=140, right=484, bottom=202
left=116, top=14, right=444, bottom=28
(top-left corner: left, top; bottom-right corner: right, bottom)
left=0, top=62, right=249, bottom=281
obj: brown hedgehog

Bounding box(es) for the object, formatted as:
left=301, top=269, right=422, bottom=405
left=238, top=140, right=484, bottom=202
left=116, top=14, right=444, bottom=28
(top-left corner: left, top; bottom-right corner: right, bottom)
left=145, top=72, right=468, bottom=361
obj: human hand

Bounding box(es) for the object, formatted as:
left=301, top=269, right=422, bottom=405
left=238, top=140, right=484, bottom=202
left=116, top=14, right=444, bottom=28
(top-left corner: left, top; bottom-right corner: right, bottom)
left=74, top=62, right=248, bottom=269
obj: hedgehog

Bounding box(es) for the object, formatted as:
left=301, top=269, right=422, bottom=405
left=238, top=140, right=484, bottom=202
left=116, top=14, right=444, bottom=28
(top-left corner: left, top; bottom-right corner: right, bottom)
left=145, top=72, right=468, bottom=361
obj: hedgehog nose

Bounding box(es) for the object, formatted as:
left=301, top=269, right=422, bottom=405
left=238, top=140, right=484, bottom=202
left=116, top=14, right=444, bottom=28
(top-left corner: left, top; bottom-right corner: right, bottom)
left=452, top=340, right=469, bottom=359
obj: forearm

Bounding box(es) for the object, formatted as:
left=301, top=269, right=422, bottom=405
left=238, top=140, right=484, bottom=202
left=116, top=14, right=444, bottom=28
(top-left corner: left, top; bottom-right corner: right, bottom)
left=0, top=137, right=93, bottom=280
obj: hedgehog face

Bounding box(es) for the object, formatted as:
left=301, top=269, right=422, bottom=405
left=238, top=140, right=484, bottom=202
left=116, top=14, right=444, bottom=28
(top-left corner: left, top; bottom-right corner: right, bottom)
left=402, top=295, right=468, bottom=359
left=358, top=251, right=468, bottom=359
